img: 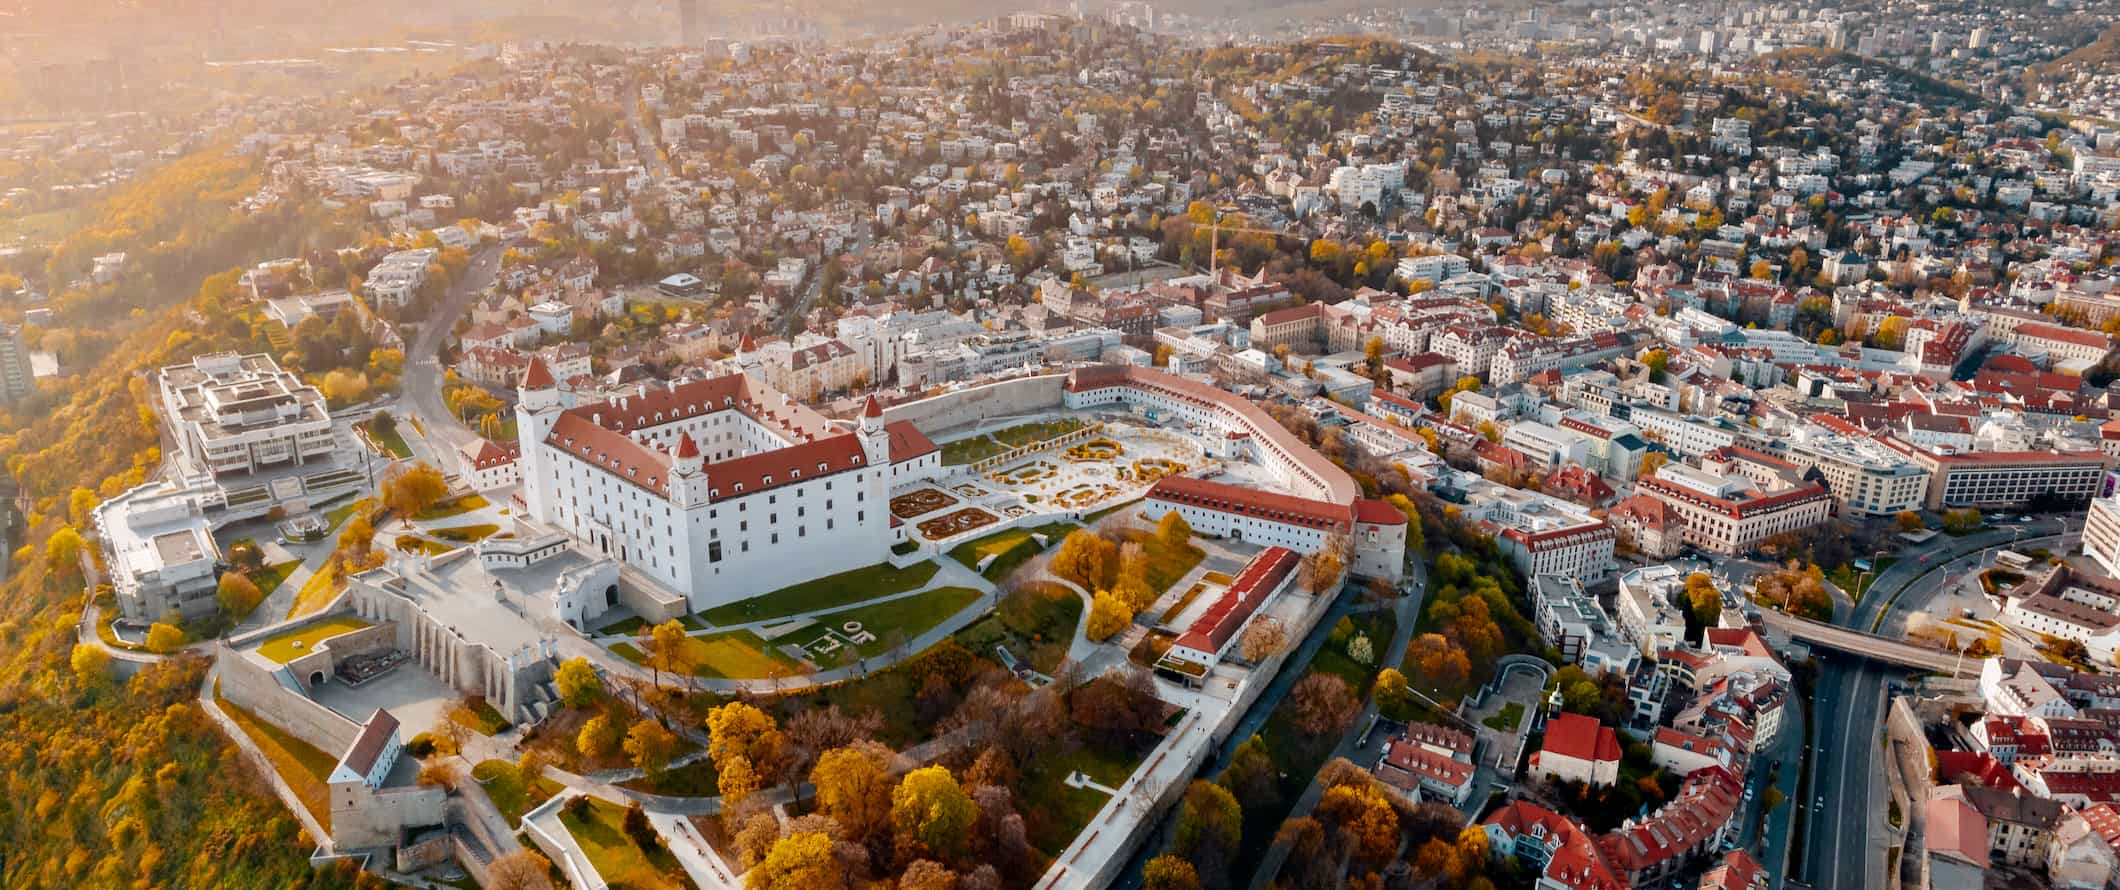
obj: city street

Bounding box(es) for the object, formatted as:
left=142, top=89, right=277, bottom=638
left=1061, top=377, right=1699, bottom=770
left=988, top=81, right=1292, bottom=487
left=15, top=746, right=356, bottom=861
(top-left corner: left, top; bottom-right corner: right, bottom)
left=401, top=245, right=502, bottom=460
left=1794, top=514, right=2078, bottom=890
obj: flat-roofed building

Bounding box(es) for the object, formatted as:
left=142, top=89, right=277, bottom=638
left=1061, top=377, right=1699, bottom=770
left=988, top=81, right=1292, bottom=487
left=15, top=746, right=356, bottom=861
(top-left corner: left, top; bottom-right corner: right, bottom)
left=1896, top=445, right=2109, bottom=511
left=91, top=479, right=224, bottom=622
left=158, top=352, right=337, bottom=478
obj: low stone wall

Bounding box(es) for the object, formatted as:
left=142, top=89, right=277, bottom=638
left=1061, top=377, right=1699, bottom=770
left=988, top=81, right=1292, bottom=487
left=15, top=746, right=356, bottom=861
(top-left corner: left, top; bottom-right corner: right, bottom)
left=215, top=642, right=363, bottom=760
left=882, top=373, right=1068, bottom=437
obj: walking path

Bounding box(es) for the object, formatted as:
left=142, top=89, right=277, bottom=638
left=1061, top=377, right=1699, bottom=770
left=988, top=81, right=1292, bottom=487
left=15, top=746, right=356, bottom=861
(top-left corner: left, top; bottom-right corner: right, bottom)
left=1244, top=561, right=1430, bottom=890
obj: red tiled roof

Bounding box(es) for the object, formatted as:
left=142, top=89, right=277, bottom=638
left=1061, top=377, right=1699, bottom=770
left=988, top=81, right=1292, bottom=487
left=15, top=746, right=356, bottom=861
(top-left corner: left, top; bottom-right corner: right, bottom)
left=1542, top=713, right=1622, bottom=765
left=340, top=709, right=400, bottom=779
left=1353, top=497, right=1409, bottom=526
left=521, top=355, right=555, bottom=388
left=1147, top=475, right=1354, bottom=532
left=1376, top=738, right=1475, bottom=793
left=1172, top=546, right=1298, bottom=656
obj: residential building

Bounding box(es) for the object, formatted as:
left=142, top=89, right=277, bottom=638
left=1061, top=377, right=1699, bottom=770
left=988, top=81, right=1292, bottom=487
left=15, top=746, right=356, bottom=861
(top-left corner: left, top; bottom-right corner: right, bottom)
left=158, top=352, right=337, bottom=479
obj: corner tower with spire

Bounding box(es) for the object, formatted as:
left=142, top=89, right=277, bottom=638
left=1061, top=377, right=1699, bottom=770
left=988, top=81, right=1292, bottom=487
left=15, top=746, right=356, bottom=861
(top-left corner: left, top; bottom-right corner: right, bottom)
left=858, top=394, right=890, bottom=467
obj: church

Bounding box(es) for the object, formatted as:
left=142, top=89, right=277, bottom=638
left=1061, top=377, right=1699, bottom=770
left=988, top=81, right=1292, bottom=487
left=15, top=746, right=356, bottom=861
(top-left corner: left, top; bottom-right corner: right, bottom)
left=513, top=357, right=938, bottom=611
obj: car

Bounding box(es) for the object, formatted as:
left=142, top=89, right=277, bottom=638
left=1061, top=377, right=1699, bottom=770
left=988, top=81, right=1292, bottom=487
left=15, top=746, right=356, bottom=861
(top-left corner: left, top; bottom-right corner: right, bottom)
left=1815, top=796, right=1826, bottom=810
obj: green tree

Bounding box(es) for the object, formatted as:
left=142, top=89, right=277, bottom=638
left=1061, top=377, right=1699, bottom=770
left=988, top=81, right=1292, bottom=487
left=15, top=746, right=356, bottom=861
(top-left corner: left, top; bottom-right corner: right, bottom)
left=1172, top=780, right=1242, bottom=874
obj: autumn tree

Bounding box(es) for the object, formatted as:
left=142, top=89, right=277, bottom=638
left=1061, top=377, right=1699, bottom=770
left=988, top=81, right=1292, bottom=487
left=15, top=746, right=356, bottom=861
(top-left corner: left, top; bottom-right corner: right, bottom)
left=1407, top=632, right=1471, bottom=690
left=1086, top=590, right=1133, bottom=641
left=216, top=571, right=263, bottom=618
left=1683, top=572, right=1723, bottom=630
left=746, top=832, right=843, bottom=890
left=1374, top=667, right=1412, bottom=716
left=625, top=718, right=680, bottom=777
left=648, top=619, right=691, bottom=690
left=1873, top=315, right=1910, bottom=350
left=487, top=850, right=555, bottom=890
left=717, top=754, right=761, bottom=808
left=70, top=643, right=110, bottom=686
left=1238, top=617, right=1287, bottom=662
left=1895, top=511, right=1926, bottom=533
left=554, top=657, right=600, bottom=708
left=707, top=702, right=788, bottom=785
left=811, top=741, right=895, bottom=842
left=892, top=765, right=978, bottom=858
left=1172, top=780, right=1242, bottom=884
left=578, top=713, right=622, bottom=760
left=381, top=461, right=450, bottom=518
left=1290, top=673, right=1358, bottom=736
left=1142, top=855, right=1201, bottom=890
left=1156, top=511, right=1193, bottom=551
left=1052, top=530, right=1115, bottom=589
left=44, top=525, right=85, bottom=581
left=144, top=622, right=185, bottom=654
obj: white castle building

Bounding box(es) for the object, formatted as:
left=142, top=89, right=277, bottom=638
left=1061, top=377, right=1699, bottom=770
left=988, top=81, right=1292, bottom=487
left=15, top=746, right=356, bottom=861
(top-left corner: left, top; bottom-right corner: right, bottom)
left=513, top=357, right=938, bottom=611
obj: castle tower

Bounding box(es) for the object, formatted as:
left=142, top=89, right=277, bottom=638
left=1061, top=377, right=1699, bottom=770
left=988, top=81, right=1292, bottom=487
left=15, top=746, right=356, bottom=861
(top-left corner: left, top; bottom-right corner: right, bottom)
left=858, top=394, right=890, bottom=467
left=669, top=431, right=706, bottom=507
left=516, top=357, right=561, bottom=520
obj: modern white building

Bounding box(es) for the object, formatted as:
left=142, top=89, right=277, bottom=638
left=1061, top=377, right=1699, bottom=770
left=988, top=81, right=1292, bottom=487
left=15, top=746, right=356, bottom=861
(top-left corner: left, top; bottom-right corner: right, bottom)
left=159, top=352, right=337, bottom=479
left=91, top=479, right=223, bottom=623
left=1615, top=565, right=1692, bottom=657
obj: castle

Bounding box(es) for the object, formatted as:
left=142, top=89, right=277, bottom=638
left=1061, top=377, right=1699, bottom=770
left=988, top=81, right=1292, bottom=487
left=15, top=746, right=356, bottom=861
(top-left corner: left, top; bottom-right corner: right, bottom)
left=513, top=357, right=938, bottom=611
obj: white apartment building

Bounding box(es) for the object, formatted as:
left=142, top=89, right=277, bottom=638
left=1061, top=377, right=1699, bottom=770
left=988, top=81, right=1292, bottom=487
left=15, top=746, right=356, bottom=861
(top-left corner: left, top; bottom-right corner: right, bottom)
left=1781, top=429, right=1930, bottom=517
left=159, top=352, right=337, bottom=478
left=1900, top=446, right=2110, bottom=511
left=1461, top=479, right=1617, bottom=583
left=2086, top=496, right=2120, bottom=577
left=1631, top=408, right=1745, bottom=458
left=1616, top=565, right=1692, bottom=656
left=1397, top=253, right=1471, bottom=285
left=1635, top=464, right=1833, bottom=555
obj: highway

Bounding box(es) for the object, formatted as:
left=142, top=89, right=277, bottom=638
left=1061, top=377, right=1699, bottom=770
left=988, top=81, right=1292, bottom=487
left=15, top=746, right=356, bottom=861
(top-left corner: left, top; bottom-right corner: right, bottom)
left=402, top=245, right=503, bottom=459
left=1795, top=515, right=2078, bottom=890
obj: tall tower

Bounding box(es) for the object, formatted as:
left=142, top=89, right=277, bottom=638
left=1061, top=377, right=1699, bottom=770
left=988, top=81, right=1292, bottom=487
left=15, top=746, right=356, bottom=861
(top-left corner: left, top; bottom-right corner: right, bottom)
left=516, top=357, right=562, bottom=521
left=858, top=394, right=890, bottom=468
left=677, top=0, right=699, bottom=46
left=669, top=431, right=706, bottom=507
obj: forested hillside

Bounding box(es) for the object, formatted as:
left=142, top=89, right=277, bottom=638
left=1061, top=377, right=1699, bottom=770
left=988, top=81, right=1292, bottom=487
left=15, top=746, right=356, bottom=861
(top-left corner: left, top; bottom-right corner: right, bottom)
left=0, top=148, right=378, bottom=888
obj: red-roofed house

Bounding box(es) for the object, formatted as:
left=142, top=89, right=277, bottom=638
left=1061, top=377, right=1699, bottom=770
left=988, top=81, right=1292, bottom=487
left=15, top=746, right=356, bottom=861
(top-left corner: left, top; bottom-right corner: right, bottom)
left=456, top=438, right=521, bottom=491
left=1375, top=733, right=1478, bottom=805
left=1533, top=713, right=1623, bottom=787
left=1156, top=546, right=1299, bottom=684
left=1142, top=475, right=1407, bottom=582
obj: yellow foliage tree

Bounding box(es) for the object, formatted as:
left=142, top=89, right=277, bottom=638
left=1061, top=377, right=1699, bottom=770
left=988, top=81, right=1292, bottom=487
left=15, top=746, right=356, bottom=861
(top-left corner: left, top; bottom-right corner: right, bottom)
left=1087, top=590, right=1134, bottom=641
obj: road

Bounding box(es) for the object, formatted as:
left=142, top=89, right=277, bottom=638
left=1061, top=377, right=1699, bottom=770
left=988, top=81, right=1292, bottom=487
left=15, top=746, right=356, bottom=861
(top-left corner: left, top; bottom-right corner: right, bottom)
left=1794, top=515, right=2078, bottom=890
left=625, top=93, right=672, bottom=183
left=402, top=246, right=502, bottom=459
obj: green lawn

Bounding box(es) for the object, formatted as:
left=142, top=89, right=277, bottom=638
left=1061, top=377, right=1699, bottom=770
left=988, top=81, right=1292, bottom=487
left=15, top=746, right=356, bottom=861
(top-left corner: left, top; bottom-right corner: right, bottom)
left=558, top=795, right=695, bottom=889
left=324, top=498, right=374, bottom=532
left=619, top=758, right=720, bottom=797
left=948, top=520, right=1077, bottom=581
left=218, top=694, right=338, bottom=830
left=415, top=493, right=489, bottom=521
left=473, top=760, right=565, bottom=824
left=251, top=560, right=302, bottom=597
left=429, top=523, right=501, bottom=543
left=955, top=581, right=1081, bottom=674
left=609, top=629, right=804, bottom=680
left=699, top=561, right=942, bottom=626
left=255, top=616, right=372, bottom=664
left=361, top=418, right=413, bottom=458
left=989, top=417, right=1090, bottom=447
left=940, top=435, right=1012, bottom=466
left=809, top=587, right=984, bottom=659
left=1484, top=701, right=1525, bottom=732
left=1018, top=733, right=1154, bottom=856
